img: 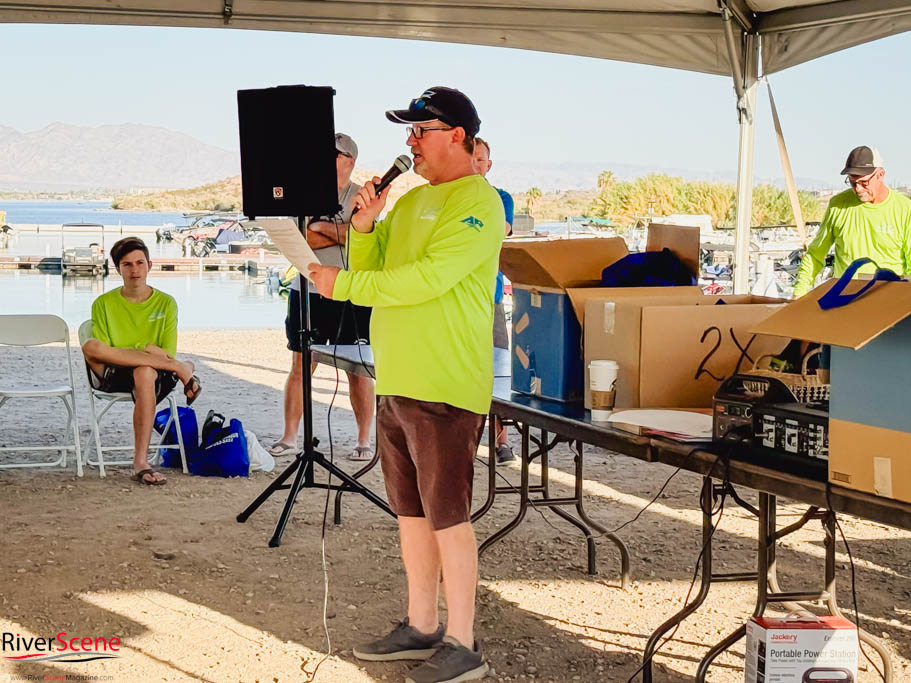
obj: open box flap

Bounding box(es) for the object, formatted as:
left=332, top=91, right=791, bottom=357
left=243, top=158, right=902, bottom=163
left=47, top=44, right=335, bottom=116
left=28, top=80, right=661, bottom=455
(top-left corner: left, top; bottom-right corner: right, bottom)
left=567, top=286, right=703, bottom=328
left=751, top=279, right=911, bottom=350
left=500, top=237, right=628, bottom=289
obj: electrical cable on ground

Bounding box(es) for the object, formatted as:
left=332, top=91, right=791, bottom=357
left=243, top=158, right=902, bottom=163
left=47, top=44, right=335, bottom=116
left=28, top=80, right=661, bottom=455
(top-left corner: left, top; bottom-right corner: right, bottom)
left=825, top=486, right=886, bottom=682
left=625, top=454, right=731, bottom=682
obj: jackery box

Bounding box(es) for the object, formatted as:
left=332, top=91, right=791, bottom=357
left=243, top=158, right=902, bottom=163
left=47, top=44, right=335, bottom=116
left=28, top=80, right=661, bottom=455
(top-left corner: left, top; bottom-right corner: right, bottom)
left=744, top=616, right=857, bottom=683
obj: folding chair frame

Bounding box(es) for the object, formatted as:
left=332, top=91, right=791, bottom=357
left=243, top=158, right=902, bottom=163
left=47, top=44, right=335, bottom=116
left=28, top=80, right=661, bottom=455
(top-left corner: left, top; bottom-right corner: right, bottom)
left=77, top=320, right=189, bottom=479
left=0, top=314, right=83, bottom=477
left=84, top=388, right=188, bottom=478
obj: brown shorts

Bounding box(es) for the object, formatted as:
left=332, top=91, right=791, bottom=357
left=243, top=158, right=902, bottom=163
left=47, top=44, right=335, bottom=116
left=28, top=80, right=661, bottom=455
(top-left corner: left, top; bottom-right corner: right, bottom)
left=377, top=395, right=486, bottom=531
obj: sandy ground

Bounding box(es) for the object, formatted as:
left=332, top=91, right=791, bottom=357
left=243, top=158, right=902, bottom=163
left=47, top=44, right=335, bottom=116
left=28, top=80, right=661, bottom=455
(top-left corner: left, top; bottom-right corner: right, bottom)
left=0, top=330, right=908, bottom=683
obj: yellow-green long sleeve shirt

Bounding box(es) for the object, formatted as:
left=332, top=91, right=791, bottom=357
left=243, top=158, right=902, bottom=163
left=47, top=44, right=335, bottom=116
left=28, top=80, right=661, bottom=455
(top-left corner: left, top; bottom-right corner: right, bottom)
left=794, top=188, right=911, bottom=297
left=91, top=287, right=178, bottom=357
left=332, top=174, right=505, bottom=414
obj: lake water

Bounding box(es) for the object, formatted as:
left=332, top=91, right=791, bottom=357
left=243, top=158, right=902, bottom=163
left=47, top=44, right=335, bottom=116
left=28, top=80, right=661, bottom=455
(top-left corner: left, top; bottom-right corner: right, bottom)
left=0, top=202, right=564, bottom=331
left=0, top=199, right=185, bottom=227
left=1, top=271, right=287, bottom=330
left=1, top=201, right=285, bottom=330
left=1, top=229, right=190, bottom=258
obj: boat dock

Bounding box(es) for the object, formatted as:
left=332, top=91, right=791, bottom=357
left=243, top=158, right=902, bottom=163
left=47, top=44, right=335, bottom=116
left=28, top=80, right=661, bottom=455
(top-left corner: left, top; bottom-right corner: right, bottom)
left=0, top=255, right=287, bottom=275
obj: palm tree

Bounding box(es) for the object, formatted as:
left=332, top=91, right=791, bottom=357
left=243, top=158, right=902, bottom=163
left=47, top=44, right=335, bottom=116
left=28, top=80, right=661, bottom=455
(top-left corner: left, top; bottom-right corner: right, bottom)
left=597, top=170, right=617, bottom=191
left=526, top=187, right=542, bottom=217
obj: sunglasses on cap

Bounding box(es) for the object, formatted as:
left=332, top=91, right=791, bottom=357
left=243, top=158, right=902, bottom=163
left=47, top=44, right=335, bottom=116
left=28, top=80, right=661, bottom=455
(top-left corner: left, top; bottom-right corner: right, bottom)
left=410, top=97, right=451, bottom=124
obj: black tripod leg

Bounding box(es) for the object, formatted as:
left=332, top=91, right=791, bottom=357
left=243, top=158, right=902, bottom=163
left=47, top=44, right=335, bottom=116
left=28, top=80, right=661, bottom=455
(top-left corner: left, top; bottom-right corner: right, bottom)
left=334, top=449, right=381, bottom=525
left=268, top=456, right=312, bottom=547
left=315, top=453, right=394, bottom=516
left=268, top=267, right=317, bottom=548
left=237, top=454, right=302, bottom=523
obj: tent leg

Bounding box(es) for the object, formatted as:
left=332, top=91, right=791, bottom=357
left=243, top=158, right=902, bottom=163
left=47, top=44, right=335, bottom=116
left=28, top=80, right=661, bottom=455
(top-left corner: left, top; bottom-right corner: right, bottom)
left=733, top=34, right=758, bottom=295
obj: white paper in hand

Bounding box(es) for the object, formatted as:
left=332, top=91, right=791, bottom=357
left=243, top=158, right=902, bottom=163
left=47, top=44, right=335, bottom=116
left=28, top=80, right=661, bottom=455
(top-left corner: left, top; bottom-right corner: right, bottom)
left=254, top=218, right=321, bottom=280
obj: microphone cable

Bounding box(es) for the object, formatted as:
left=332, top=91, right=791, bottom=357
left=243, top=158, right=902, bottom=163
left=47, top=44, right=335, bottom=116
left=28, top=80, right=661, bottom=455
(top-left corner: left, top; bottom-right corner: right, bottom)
left=306, top=209, right=375, bottom=680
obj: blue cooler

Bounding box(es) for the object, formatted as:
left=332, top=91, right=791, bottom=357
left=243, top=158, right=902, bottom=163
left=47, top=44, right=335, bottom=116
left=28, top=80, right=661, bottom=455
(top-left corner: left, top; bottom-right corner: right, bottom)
left=512, top=286, right=583, bottom=401
left=501, top=238, right=630, bottom=403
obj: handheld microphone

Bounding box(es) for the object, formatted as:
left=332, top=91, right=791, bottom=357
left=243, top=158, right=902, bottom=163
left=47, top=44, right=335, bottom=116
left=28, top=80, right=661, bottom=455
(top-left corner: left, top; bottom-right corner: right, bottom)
left=352, top=155, right=412, bottom=214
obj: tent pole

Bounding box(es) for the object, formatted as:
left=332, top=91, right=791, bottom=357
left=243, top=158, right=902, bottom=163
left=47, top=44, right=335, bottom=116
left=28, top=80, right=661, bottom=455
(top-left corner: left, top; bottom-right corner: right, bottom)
left=733, top=34, right=758, bottom=294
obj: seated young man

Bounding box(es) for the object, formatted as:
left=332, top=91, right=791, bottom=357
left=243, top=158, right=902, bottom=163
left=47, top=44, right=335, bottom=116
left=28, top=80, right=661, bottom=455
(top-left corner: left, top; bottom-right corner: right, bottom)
left=82, top=237, right=201, bottom=485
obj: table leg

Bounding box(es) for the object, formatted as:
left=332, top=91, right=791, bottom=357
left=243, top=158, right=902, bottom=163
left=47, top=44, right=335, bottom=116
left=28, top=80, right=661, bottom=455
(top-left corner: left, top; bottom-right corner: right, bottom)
left=823, top=511, right=893, bottom=682
left=696, top=494, right=895, bottom=682
left=642, top=477, right=717, bottom=683
left=333, top=394, right=382, bottom=524
left=571, top=440, right=630, bottom=587
left=696, top=492, right=775, bottom=681
left=470, top=412, right=499, bottom=523
left=478, top=422, right=531, bottom=556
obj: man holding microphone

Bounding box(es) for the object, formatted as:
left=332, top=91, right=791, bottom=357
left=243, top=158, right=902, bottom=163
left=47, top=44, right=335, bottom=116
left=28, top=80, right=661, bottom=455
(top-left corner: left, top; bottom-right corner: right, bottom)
left=308, top=86, right=503, bottom=683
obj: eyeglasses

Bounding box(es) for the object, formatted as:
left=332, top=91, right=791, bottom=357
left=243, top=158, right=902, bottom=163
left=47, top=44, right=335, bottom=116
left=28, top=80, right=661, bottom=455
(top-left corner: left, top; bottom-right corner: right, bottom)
left=407, top=125, right=453, bottom=140
left=846, top=170, right=878, bottom=187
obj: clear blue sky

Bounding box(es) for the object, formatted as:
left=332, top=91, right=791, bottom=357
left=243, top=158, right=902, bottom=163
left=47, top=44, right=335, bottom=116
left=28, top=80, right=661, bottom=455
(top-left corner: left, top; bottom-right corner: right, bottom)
left=2, top=22, right=911, bottom=187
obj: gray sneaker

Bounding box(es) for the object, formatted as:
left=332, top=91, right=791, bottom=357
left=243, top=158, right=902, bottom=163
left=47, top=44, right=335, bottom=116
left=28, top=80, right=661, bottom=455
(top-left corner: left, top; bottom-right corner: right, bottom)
left=353, top=618, right=444, bottom=661
left=405, top=636, right=488, bottom=683
left=496, top=444, right=515, bottom=464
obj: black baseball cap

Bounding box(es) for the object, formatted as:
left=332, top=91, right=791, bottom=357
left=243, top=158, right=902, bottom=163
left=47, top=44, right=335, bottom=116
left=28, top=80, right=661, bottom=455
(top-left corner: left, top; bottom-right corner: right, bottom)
left=386, top=87, right=481, bottom=137
left=841, top=146, right=884, bottom=175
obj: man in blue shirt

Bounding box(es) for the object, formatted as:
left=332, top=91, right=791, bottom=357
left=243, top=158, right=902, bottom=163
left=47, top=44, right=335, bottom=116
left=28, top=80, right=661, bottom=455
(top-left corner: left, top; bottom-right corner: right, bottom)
left=471, top=137, right=515, bottom=463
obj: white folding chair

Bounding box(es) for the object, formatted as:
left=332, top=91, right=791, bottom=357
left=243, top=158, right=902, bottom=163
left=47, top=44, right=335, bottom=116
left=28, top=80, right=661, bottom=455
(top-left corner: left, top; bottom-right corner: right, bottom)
left=78, top=320, right=188, bottom=478
left=0, top=314, right=83, bottom=476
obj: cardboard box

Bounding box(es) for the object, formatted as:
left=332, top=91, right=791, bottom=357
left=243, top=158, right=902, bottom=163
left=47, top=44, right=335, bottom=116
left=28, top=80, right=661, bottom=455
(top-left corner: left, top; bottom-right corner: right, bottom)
left=753, top=279, right=911, bottom=503
left=585, top=294, right=787, bottom=409
left=502, top=230, right=701, bottom=401
left=744, top=616, right=857, bottom=683
left=646, top=223, right=701, bottom=277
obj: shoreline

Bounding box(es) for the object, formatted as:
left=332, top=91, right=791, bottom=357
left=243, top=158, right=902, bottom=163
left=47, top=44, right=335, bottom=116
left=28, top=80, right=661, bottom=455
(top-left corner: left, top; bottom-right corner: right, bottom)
left=7, top=223, right=166, bottom=233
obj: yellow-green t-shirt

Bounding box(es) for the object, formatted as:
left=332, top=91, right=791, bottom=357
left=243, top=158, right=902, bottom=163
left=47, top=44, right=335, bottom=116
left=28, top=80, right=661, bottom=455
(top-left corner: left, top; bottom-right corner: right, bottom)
left=794, top=188, right=911, bottom=296
left=332, top=174, right=505, bottom=414
left=91, top=287, right=178, bottom=357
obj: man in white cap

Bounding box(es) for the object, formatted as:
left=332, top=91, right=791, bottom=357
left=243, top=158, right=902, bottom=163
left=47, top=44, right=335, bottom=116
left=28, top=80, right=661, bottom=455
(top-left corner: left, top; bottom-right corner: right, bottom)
left=794, top=145, right=911, bottom=297
left=270, top=133, right=376, bottom=462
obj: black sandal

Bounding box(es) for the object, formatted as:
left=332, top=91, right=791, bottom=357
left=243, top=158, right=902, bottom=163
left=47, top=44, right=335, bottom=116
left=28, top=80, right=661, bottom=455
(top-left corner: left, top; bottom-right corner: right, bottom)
left=185, top=375, right=202, bottom=406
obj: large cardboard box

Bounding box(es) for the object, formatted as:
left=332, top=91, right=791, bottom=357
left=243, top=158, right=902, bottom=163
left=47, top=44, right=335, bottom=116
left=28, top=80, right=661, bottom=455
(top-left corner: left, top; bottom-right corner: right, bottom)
left=501, top=229, right=700, bottom=401
left=753, top=279, right=911, bottom=504
left=584, top=294, right=787, bottom=409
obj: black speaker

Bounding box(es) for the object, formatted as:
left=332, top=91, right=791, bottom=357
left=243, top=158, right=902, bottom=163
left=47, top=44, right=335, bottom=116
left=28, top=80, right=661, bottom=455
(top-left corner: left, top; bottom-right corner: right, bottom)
left=237, top=85, right=339, bottom=219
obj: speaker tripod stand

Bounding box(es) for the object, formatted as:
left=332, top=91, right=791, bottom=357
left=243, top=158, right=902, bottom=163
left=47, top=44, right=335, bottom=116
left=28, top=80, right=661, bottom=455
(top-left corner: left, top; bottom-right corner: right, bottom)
left=237, top=216, right=393, bottom=547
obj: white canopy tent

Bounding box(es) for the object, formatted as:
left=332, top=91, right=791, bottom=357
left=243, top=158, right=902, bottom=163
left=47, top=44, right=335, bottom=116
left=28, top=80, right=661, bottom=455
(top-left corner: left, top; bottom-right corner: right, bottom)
left=5, top=0, right=911, bottom=291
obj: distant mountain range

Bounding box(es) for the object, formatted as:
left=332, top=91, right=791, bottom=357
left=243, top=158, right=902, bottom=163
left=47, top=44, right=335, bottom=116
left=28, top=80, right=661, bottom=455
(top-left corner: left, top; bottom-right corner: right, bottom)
left=0, top=122, right=833, bottom=194
left=0, top=123, right=239, bottom=191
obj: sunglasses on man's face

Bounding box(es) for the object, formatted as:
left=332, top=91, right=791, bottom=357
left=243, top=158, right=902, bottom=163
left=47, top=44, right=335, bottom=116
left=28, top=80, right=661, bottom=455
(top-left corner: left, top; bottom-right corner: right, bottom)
left=845, top=171, right=878, bottom=187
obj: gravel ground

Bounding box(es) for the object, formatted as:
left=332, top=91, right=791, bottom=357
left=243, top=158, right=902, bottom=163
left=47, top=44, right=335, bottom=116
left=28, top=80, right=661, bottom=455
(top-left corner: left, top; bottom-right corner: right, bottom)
left=0, top=330, right=908, bottom=682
